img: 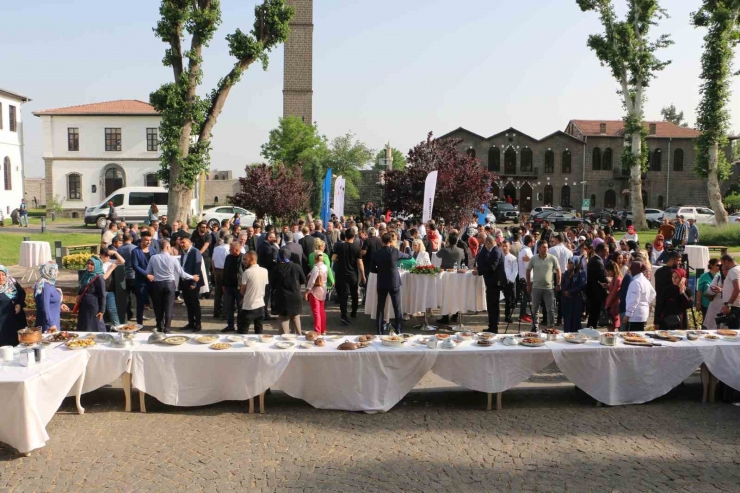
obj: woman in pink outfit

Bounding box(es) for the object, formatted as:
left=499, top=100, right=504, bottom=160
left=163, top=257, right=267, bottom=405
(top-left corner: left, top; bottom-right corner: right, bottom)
left=305, top=252, right=328, bottom=334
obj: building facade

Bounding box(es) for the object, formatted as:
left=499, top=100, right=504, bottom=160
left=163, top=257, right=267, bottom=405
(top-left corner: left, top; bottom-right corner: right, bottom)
left=441, top=120, right=727, bottom=213
left=203, top=169, right=239, bottom=208
left=0, top=88, right=30, bottom=216
left=23, top=177, right=46, bottom=208
left=34, top=100, right=162, bottom=217
left=283, top=0, right=313, bottom=124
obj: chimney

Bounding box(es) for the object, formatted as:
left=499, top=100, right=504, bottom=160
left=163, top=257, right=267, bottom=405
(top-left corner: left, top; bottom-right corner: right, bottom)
left=599, top=123, right=607, bottom=134
left=649, top=123, right=657, bottom=135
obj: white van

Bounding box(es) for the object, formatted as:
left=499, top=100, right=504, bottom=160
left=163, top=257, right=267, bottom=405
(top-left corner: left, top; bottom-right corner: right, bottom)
left=84, top=187, right=198, bottom=228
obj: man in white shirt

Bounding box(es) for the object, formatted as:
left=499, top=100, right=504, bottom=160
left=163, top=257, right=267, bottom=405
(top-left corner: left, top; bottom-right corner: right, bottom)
left=211, top=234, right=232, bottom=319
left=713, top=254, right=740, bottom=330
left=548, top=233, right=573, bottom=325
left=517, top=235, right=534, bottom=322
left=238, top=251, right=269, bottom=334
left=502, top=240, right=518, bottom=323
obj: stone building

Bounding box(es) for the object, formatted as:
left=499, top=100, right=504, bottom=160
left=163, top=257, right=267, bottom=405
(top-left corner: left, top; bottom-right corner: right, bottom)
left=23, top=177, right=46, bottom=208
left=440, top=119, right=729, bottom=213
left=203, top=169, right=239, bottom=208
left=283, top=0, right=313, bottom=124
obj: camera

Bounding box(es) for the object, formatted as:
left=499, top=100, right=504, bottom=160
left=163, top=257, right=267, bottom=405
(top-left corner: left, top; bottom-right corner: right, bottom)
left=716, top=311, right=740, bottom=330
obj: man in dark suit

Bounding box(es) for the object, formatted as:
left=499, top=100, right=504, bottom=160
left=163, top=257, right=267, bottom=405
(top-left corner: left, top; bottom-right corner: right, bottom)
left=257, top=231, right=279, bottom=320
left=475, top=235, right=506, bottom=332
left=299, top=227, right=316, bottom=275
left=586, top=242, right=609, bottom=328
left=130, top=231, right=153, bottom=325
left=371, top=232, right=411, bottom=334
left=654, top=251, right=681, bottom=327
left=179, top=236, right=204, bottom=331
left=283, top=231, right=305, bottom=266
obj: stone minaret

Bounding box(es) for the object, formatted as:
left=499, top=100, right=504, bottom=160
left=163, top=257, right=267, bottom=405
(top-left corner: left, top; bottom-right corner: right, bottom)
left=283, top=0, right=313, bottom=124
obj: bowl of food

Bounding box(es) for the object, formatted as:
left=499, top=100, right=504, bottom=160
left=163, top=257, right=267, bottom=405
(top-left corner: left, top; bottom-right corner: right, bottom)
left=600, top=333, right=617, bottom=346
left=456, top=331, right=474, bottom=341
left=381, top=335, right=405, bottom=348
left=226, top=335, right=245, bottom=343
left=305, top=331, right=318, bottom=342
left=18, top=327, right=42, bottom=345
left=275, top=341, right=295, bottom=350
left=477, top=332, right=495, bottom=340
left=245, top=339, right=258, bottom=348
left=686, top=331, right=700, bottom=341
left=259, top=334, right=274, bottom=343
left=66, top=338, right=95, bottom=350
left=314, top=338, right=326, bottom=347
left=564, top=334, right=587, bottom=344
left=520, top=337, right=545, bottom=347
left=435, top=333, right=450, bottom=340
left=195, top=335, right=219, bottom=344
left=281, top=334, right=297, bottom=340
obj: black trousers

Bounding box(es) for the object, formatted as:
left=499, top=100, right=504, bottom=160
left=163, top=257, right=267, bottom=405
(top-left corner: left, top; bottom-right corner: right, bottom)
left=336, top=275, right=359, bottom=319
left=150, top=281, right=175, bottom=332
left=182, top=284, right=202, bottom=328
left=503, top=281, right=516, bottom=321
left=264, top=283, right=272, bottom=318
left=485, top=280, right=502, bottom=332
left=587, top=296, right=604, bottom=328
left=376, top=287, right=402, bottom=334
left=135, top=283, right=149, bottom=325
left=222, top=286, right=239, bottom=329
left=125, top=278, right=135, bottom=320
left=556, top=289, right=563, bottom=324
left=237, top=307, right=265, bottom=334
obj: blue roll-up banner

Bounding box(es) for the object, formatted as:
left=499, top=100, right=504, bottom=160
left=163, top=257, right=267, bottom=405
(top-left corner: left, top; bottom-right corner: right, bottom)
left=321, top=168, right=333, bottom=226
left=477, top=203, right=490, bottom=226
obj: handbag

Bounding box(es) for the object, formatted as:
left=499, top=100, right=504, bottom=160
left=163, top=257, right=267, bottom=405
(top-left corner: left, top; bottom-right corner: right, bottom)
left=661, top=314, right=683, bottom=331
left=72, top=275, right=100, bottom=314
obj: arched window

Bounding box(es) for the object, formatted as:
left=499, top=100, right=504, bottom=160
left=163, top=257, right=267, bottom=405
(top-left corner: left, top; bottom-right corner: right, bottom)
left=214, top=196, right=219, bottom=204
left=2, top=157, right=10, bottom=191
left=658, top=195, right=664, bottom=209
left=103, top=164, right=126, bottom=198
left=504, top=148, right=516, bottom=175
left=592, top=147, right=602, bottom=170
left=521, top=148, right=533, bottom=172
left=590, top=194, right=596, bottom=208
left=604, top=189, right=616, bottom=208
left=544, top=185, right=553, bottom=205
left=466, top=147, right=476, bottom=158
left=651, top=149, right=662, bottom=171
left=674, top=148, right=684, bottom=171
left=562, top=150, right=571, bottom=174
left=544, top=150, right=554, bottom=173
left=603, top=148, right=613, bottom=170
left=145, top=173, right=158, bottom=187
left=561, top=185, right=571, bottom=208
left=67, top=173, right=82, bottom=200
left=488, top=147, right=500, bottom=172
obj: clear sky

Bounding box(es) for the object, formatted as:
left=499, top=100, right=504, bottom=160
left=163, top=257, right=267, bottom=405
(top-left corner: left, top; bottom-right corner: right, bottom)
left=3, top=0, right=739, bottom=178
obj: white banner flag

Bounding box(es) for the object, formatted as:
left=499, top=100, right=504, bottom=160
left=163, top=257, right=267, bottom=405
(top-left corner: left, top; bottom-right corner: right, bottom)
left=333, top=176, right=346, bottom=218
left=422, top=171, right=438, bottom=223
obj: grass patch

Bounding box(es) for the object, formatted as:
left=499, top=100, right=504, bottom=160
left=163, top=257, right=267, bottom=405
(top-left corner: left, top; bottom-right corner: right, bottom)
left=0, top=231, right=100, bottom=265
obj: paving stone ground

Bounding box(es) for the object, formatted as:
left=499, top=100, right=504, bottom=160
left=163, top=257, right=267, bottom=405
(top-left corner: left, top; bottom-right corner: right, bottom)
left=2, top=273, right=739, bottom=492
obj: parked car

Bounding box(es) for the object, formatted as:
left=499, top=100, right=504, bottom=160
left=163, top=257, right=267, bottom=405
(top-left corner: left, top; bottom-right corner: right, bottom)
left=663, top=206, right=717, bottom=225
left=201, top=206, right=257, bottom=230
left=530, top=206, right=555, bottom=216
left=645, top=208, right=665, bottom=222
left=546, top=212, right=585, bottom=231
left=730, top=212, right=740, bottom=223
left=490, top=202, right=519, bottom=223
left=84, top=187, right=199, bottom=229
left=530, top=210, right=558, bottom=231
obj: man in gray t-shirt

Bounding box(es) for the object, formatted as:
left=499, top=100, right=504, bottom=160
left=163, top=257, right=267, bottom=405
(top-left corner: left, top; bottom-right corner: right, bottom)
left=435, top=232, right=465, bottom=269
left=526, top=240, right=561, bottom=330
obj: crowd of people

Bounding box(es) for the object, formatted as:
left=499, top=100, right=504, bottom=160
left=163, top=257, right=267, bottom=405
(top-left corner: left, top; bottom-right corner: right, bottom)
left=0, top=204, right=737, bottom=345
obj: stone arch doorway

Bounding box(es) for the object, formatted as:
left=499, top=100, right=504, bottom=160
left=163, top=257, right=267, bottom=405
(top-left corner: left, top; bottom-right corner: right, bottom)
left=604, top=189, right=616, bottom=208
left=102, top=164, right=126, bottom=199
left=520, top=182, right=533, bottom=212
left=504, top=182, right=516, bottom=202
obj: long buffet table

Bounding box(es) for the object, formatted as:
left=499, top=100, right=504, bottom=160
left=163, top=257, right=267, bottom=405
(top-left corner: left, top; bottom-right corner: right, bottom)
left=5, top=330, right=740, bottom=454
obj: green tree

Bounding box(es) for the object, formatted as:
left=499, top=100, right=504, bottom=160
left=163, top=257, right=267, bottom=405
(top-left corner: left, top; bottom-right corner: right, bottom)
left=577, top=0, right=673, bottom=230
left=149, top=0, right=294, bottom=222
left=326, top=133, right=374, bottom=200
left=261, top=116, right=329, bottom=211
left=660, top=104, right=689, bottom=127
left=374, top=147, right=407, bottom=170
left=692, top=1, right=740, bottom=225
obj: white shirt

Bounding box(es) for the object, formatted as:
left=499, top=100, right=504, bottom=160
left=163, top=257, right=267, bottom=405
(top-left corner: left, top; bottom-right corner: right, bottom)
left=212, top=243, right=229, bottom=269
left=418, top=225, right=426, bottom=237
left=241, top=265, right=269, bottom=310
left=549, top=244, right=573, bottom=274
left=504, top=253, right=518, bottom=284
left=623, top=233, right=639, bottom=243
left=293, top=231, right=304, bottom=242
left=413, top=251, right=431, bottom=266
left=722, top=265, right=740, bottom=307
left=624, top=273, right=656, bottom=322
left=517, top=246, right=533, bottom=280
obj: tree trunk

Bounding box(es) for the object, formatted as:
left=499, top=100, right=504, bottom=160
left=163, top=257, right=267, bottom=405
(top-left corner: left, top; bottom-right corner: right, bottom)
left=707, top=143, right=728, bottom=225
left=630, top=132, right=648, bottom=231
left=168, top=181, right=193, bottom=225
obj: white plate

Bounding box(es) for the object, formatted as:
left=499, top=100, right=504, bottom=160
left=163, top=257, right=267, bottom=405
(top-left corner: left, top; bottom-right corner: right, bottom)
left=281, top=334, right=297, bottom=340
left=324, top=335, right=341, bottom=340
left=275, top=342, right=295, bottom=349
left=724, top=336, right=739, bottom=342
left=299, top=342, right=313, bottom=349
left=244, top=340, right=258, bottom=347
left=520, top=341, right=546, bottom=347
left=227, top=335, right=244, bottom=343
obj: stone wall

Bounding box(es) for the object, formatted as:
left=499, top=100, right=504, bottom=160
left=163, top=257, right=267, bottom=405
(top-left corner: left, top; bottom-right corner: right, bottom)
left=23, top=177, right=46, bottom=207
left=203, top=179, right=240, bottom=208
left=345, top=169, right=383, bottom=218
left=283, top=0, right=313, bottom=124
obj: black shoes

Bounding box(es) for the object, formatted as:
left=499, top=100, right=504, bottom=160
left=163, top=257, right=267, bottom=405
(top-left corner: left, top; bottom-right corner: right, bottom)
left=341, top=318, right=351, bottom=325
left=221, top=326, right=236, bottom=333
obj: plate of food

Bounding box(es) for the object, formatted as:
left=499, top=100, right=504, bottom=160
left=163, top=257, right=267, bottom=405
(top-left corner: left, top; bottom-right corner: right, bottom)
left=435, top=333, right=450, bottom=340
left=324, top=335, right=342, bottom=340
left=477, top=332, right=495, bottom=340
left=66, top=338, right=95, bottom=350
left=617, top=332, right=643, bottom=338
left=717, top=329, right=738, bottom=337
left=724, top=335, right=739, bottom=342
left=275, top=341, right=295, bottom=350
left=357, top=334, right=376, bottom=343
left=44, top=331, right=79, bottom=343
left=381, top=335, right=405, bottom=348
left=163, top=336, right=188, bottom=346
left=704, top=334, right=720, bottom=341
left=520, top=332, right=540, bottom=338
left=195, top=335, right=219, bottom=344
left=299, top=342, right=313, bottom=349
left=564, top=334, right=587, bottom=344
left=281, top=334, right=297, bottom=340
left=226, top=335, right=244, bottom=343
left=258, top=334, right=274, bottom=343
left=456, top=331, right=474, bottom=341
left=520, top=337, right=545, bottom=347
left=476, top=339, right=493, bottom=347
left=209, top=343, right=231, bottom=350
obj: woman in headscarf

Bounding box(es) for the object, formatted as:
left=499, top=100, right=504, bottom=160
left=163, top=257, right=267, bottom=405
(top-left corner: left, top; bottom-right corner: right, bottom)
left=561, top=257, right=586, bottom=333
left=76, top=256, right=106, bottom=332
left=0, top=265, right=27, bottom=346
left=34, top=262, right=69, bottom=332
left=651, top=234, right=665, bottom=264
left=273, top=247, right=306, bottom=335
left=623, top=225, right=639, bottom=244
left=656, top=267, right=691, bottom=329
left=468, top=235, right=479, bottom=261
left=624, top=261, right=656, bottom=332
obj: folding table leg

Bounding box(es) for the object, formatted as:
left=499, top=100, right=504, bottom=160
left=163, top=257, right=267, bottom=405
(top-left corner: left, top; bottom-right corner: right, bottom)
left=139, top=390, right=147, bottom=413
left=709, top=375, right=718, bottom=404
left=486, top=393, right=502, bottom=411
left=496, top=392, right=502, bottom=410
left=700, top=364, right=710, bottom=404
left=248, top=398, right=254, bottom=414
left=259, top=392, right=265, bottom=414
left=121, top=372, right=132, bottom=412
left=75, top=367, right=86, bottom=415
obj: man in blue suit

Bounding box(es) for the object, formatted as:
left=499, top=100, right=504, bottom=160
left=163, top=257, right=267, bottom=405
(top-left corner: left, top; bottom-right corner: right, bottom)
left=179, top=236, right=204, bottom=331
left=475, top=235, right=506, bottom=333
left=371, top=232, right=411, bottom=335
left=130, top=231, right=153, bottom=325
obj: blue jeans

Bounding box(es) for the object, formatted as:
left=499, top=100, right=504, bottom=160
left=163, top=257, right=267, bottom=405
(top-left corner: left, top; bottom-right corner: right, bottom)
left=135, top=283, right=149, bottom=324
left=106, top=291, right=120, bottom=327
left=19, top=213, right=28, bottom=226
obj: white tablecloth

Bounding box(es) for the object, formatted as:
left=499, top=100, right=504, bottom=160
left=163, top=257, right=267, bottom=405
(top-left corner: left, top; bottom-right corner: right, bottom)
left=684, top=245, right=710, bottom=271
left=62, top=335, right=135, bottom=395
left=439, top=272, right=487, bottom=315
left=432, top=343, right=555, bottom=394
left=19, top=241, right=52, bottom=269
left=693, top=339, right=740, bottom=392
left=131, top=334, right=293, bottom=407
left=547, top=339, right=704, bottom=406
left=275, top=337, right=437, bottom=413
left=0, top=347, right=89, bottom=453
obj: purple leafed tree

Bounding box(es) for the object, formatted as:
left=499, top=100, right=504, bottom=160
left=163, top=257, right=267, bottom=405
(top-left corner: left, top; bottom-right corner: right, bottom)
left=385, top=133, right=495, bottom=227
left=232, top=163, right=312, bottom=222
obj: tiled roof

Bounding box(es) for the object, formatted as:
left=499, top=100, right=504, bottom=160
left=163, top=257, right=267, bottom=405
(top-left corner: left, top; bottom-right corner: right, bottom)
left=570, top=119, right=701, bottom=139
left=33, top=100, right=158, bottom=116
